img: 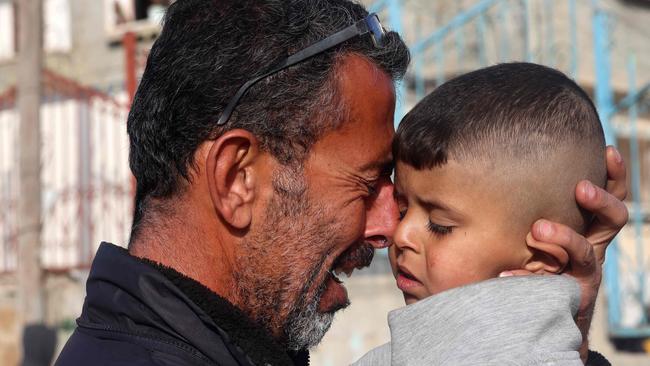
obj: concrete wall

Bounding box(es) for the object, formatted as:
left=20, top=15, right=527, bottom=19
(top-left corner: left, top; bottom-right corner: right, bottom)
left=0, top=272, right=85, bottom=366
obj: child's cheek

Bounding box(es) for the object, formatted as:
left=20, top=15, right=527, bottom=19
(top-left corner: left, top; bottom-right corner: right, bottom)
left=388, top=244, right=399, bottom=277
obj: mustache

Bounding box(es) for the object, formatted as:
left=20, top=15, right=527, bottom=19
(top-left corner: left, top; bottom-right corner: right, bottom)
left=332, top=242, right=375, bottom=271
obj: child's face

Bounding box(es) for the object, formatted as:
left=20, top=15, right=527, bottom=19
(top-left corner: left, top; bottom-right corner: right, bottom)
left=390, top=161, right=532, bottom=305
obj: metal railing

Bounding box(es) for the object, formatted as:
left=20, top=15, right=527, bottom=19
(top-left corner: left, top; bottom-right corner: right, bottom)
left=0, top=70, right=132, bottom=273
left=370, top=0, right=650, bottom=340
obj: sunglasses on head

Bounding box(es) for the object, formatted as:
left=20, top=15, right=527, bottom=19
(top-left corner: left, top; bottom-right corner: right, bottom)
left=216, top=13, right=386, bottom=126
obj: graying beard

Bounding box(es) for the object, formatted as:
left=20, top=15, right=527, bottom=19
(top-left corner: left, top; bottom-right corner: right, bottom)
left=234, top=165, right=346, bottom=350
left=283, top=279, right=335, bottom=350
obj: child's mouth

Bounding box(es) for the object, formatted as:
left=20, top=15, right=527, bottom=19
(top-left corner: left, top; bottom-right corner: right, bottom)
left=396, top=267, right=422, bottom=293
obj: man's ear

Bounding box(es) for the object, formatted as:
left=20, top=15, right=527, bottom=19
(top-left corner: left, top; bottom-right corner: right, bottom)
left=523, top=232, right=570, bottom=274
left=205, top=129, right=259, bottom=229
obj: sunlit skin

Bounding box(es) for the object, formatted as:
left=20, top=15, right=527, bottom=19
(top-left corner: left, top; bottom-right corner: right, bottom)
left=391, top=161, right=536, bottom=305
left=301, top=55, right=398, bottom=313
left=130, top=55, right=401, bottom=341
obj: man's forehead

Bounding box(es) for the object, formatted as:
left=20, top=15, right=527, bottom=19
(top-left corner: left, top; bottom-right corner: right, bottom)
left=306, top=54, right=396, bottom=175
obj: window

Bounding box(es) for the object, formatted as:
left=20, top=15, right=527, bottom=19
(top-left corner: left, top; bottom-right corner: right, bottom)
left=135, top=0, right=171, bottom=22
left=0, top=1, right=15, bottom=60
left=0, top=0, right=71, bottom=61
left=44, top=0, right=72, bottom=53
left=105, top=0, right=172, bottom=37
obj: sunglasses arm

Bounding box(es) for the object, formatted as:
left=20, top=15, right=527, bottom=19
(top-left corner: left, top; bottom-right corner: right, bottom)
left=216, top=18, right=372, bottom=126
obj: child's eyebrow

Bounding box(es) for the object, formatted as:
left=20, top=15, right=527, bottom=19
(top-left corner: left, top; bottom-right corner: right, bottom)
left=417, top=196, right=464, bottom=220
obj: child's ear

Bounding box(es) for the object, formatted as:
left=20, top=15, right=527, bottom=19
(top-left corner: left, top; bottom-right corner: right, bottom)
left=523, top=232, right=569, bottom=274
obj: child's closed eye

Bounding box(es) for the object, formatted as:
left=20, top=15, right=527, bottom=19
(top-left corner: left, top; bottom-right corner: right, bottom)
left=427, top=221, right=453, bottom=236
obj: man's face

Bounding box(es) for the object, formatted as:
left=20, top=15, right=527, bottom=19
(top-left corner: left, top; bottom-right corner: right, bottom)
left=235, top=56, right=398, bottom=350
left=390, top=161, right=531, bottom=305
left=299, top=56, right=397, bottom=312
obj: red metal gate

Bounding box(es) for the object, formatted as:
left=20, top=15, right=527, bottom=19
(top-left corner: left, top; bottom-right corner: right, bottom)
left=0, top=70, right=132, bottom=273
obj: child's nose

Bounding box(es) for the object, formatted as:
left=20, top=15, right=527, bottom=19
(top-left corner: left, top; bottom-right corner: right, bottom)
left=393, top=212, right=420, bottom=254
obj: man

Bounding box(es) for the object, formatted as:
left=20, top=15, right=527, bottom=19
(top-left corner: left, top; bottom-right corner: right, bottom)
left=55, top=1, right=628, bottom=365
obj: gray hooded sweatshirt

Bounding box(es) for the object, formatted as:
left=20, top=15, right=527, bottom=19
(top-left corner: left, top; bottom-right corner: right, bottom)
left=353, top=276, right=583, bottom=366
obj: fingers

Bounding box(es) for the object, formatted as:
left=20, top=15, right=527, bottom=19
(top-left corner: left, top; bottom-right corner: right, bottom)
left=575, top=145, right=628, bottom=228
left=604, top=146, right=627, bottom=200
left=571, top=146, right=629, bottom=264
left=576, top=180, right=629, bottom=232
left=531, top=219, right=596, bottom=276
left=499, top=269, right=533, bottom=277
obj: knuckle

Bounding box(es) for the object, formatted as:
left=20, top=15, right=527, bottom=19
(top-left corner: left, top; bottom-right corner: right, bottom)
left=598, top=193, right=612, bottom=210
left=611, top=202, right=629, bottom=228
left=619, top=186, right=628, bottom=200
left=578, top=244, right=595, bottom=269
left=619, top=207, right=630, bottom=226
left=558, top=225, right=573, bottom=245
left=609, top=183, right=628, bottom=201
left=599, top=252, right=607, bottom=265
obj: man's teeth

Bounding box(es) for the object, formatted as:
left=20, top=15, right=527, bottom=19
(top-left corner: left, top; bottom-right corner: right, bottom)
left=328, top=269, right=342, bottom=284
left=333, top=268, right=354, bottom=278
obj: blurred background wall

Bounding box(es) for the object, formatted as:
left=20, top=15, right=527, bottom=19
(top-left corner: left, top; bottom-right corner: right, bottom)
left=0, top=0, right=648, bottom=365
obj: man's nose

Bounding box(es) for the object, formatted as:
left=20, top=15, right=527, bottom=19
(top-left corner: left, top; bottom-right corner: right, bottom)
left=364, top=178, right=399, bottom=249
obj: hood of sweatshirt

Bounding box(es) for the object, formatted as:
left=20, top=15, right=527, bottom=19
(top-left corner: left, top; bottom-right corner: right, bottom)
left=354, top=275, right=583, bottom=366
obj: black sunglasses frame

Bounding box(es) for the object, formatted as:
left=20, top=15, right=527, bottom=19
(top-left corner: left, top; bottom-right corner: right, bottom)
left=216, top=13, right=386, bottom=126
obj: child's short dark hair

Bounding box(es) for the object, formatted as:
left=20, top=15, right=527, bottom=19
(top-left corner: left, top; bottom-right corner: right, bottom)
left=394, top=62, right=607, bottom=233
left=394, top=62, right=605, bottom=170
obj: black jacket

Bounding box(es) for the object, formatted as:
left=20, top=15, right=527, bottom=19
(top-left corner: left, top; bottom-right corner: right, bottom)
left=55, top=243, right=308, bottom=366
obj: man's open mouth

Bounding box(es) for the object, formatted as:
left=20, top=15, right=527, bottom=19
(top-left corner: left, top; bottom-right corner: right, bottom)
left=328, top=242, right=375, bottom=282
left=317, top=243, right=375, bottom=313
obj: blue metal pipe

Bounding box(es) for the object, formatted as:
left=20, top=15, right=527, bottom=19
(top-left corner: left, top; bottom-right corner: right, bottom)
left=369, top=0, right=387, bottom=14
left=415, top=54, right=425, bottom=101
left=592, top=4, right=616, bottom=145
left=411, top=0, right=501, bottom=55
left=498, top=0, right=510, bottom=60
left=455, top=26, right=466, bottom=69
left=627, top=56, right=647, bottom=325
left=593, top=0, right=621, bottom=330
left=610, top=83, right=650, bottom=116
left=569, top=0, right=578, bottom=78
left=386, top=0, right=406, bottom=124
left=522, top=0, right=532, bottom=62
left=544, top=0, right=556, bottom=67
left=436, top=38, right=446, bottom=86
left=476, top=13, right=488, bottom=67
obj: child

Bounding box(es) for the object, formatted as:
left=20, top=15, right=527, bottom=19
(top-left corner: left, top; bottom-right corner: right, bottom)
left=354, top=63, right=606, bottom=365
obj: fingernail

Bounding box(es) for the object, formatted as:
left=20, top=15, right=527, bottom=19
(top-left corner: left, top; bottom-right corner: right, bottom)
left=612, top=148, right=623, bottom=164
left=499, top=271, right=514, bottom=277
left=584, top=181, right=596, bottom=200
left=537, top=220, right=554, bottom=239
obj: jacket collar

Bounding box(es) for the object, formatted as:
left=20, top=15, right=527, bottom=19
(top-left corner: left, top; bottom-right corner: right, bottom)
left=140, top=251, right=309, bottom=366
left=80, top=242, right=308, bottom=366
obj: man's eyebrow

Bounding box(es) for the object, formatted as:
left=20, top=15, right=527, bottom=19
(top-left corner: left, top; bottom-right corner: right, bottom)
left=360, top=159, right=394, bottom=177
